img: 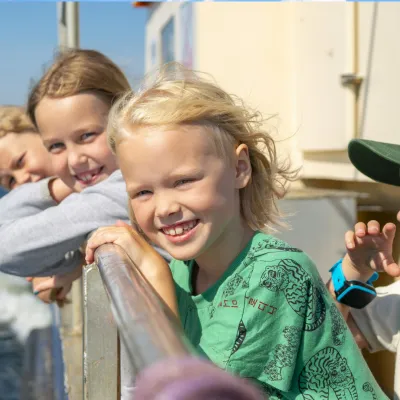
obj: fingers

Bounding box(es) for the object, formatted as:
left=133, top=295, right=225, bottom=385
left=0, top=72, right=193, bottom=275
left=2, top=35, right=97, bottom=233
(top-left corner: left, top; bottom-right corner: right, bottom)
left=26, top=277, right=33, bottom=282
left=345, top=230, right=356, bottom=250
left=36, top=290, right=54, bottom=304
left=33, top=277, right=56, bottom=294
left=383, top=260, right=400, bottom=278
left=366, top=220, right=380, bottom=235
left=115, top=220, right=131, bottom=228
left=354, top=222, right=367, bottom=237
left=382, top=222, right=396, bottom=242
left=85, top=246, right=95, bottom=265
left=56, top=284, right=72, bottom=300
left=85, top=226, right=136, bottom=264
left=85, top=230, right=117, bottom=264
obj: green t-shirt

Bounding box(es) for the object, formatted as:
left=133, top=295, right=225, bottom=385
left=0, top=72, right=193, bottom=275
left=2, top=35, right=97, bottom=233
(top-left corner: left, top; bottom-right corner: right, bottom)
left=169, top=232, right=388, bottom=399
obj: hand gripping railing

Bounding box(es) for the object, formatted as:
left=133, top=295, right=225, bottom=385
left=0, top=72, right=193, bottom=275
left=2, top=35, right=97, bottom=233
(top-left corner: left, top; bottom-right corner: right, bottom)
left=84, top=243, right=266, bottom=400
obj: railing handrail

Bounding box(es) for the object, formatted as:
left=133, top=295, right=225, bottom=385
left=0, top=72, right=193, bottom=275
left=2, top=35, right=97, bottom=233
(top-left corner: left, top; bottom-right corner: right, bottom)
left=82, top=244, right=266, bottom=399
left=94, top=243, right=193, bottom=372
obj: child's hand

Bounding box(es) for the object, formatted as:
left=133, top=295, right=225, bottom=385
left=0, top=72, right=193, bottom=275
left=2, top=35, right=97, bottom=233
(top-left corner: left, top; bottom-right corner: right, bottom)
left=32, top=264, right=83, bottom=303
left=86, top=221, right=166, bottom=272
left=31, top=276, right=67, bottom=305
left=86, top=221, right=179, bottom=317
left=344, top=220, right=400, bottom=280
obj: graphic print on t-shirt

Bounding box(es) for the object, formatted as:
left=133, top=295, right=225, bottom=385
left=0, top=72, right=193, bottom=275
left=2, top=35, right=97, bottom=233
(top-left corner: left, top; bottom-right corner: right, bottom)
left=362, top=382, right=377, bottom=400
left=259, top=258, right=326, bottom=331
left=264, top=325, right=302, bottom=381
left=230, top=320, right=247, bottom=356
left=298, top=347, right=358, bottom=399
left=254, top=237, right=303, bottom=254
left=330, top=304, right=346, bottom=346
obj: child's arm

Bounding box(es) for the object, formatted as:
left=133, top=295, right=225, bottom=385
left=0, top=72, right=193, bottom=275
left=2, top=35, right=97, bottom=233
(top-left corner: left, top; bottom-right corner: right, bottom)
left=85, top=222, right=179, bottom=319
left=0, top=171, right=129, bottom=277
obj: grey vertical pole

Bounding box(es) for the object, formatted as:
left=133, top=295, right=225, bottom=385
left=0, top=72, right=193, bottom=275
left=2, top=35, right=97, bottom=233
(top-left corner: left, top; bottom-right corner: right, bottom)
left=66, top=2, right=80, bottom=48
left=57, top=2, right=80, bottom=50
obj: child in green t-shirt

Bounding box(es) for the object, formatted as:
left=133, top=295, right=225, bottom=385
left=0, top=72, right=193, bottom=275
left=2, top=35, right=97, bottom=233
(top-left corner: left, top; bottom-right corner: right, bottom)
left=86, top=64, right=388, bottom=399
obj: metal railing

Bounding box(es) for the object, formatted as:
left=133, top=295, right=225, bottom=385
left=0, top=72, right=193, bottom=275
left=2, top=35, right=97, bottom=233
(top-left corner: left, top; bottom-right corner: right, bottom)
left=79, top=244, right=266, bottom=400
left=82, top=244, right=193, bottom=400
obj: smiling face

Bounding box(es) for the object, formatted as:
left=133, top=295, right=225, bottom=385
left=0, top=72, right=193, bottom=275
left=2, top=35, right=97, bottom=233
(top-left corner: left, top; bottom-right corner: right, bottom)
left=117, top=124, right=252, bottom=264
left=34, top=93, right=118, bottom=192
left=0, top=131, right=53, bottom=190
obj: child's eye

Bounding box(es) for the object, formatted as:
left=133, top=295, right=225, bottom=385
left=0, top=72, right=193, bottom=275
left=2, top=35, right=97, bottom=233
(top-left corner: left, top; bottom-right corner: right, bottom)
left=48, top=143, right=65, bottom=153
left=16, top=154, right=25, bottom=168
left=8, top=177, right=16, bottom=189
left=134, top=190, right=152, bottom=198
left=175, top=178, right=194, bottom=187
left=81, top=132, right=96, bottom=141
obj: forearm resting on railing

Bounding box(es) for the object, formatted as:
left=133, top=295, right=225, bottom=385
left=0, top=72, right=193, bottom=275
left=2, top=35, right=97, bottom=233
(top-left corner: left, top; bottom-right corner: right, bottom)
left=137, top=258, right=179, bottom=320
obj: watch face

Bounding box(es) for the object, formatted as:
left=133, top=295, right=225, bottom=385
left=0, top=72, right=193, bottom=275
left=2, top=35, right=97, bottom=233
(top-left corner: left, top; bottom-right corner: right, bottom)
left=337, top=286, right=376, bottom=309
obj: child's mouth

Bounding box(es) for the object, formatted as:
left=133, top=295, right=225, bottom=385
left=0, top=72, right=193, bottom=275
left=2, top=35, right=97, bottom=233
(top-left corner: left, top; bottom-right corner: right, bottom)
left=75, top=167, right=104, bottom=186
left=161, top=219, right=199, bottom=243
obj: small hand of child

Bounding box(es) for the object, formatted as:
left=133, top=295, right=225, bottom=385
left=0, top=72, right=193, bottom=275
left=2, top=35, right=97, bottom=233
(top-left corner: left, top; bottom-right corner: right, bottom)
left=344, top=220, right=400, bottom=280
left=86, top=221, right=178, bottom=317
left=32, top=264, right=83, bottom=303
left=31, top=276, right=64, bottom=305
left=85, top=220, right=167, bottom=274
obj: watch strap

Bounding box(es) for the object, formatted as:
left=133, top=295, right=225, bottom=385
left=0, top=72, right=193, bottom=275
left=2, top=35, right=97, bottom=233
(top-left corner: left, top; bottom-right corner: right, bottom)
left=329, top=258, right=379, bottom=292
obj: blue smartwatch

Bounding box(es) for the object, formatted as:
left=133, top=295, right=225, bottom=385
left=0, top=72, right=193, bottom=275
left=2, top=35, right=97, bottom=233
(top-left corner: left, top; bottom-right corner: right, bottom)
left=329, top=259, right=378, bottom=309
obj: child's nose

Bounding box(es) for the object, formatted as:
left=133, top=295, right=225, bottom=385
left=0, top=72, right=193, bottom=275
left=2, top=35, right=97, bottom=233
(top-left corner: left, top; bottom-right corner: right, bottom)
left=15, top=170, right=30, bottom=185
left=155, top=194, right=180, bottom=218
left=68, top=146, right=88, bottom=170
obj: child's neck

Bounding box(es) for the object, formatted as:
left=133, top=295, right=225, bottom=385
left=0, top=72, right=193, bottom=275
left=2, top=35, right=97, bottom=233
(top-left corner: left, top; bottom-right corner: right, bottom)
left=192, top=222, right=254, bottom=295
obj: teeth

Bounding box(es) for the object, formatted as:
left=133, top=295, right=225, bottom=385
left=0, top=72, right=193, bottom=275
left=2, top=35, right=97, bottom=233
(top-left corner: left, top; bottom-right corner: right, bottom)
left=163, top=220, right=197, bottom=236
left=77, top=168, right=101, bottom=183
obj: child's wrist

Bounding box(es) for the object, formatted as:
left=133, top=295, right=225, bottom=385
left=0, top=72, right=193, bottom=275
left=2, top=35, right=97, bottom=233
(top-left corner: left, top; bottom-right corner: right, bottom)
left=342, top=254, right=375, bottom=283
left=49, top=178, right=74, bottom=203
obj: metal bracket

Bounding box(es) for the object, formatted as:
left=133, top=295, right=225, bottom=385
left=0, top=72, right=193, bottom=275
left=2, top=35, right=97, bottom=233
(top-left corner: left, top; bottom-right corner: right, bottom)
left=340, top=74, right=363, bottom=87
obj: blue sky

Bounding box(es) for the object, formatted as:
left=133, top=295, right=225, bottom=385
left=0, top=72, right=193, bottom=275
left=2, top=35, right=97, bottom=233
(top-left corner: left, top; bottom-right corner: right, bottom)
left=0, top=2, right=147, bottom=105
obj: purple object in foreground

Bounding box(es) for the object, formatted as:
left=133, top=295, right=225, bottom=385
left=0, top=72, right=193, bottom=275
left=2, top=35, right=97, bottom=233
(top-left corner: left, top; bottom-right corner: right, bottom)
left=134, top=356, right=267, bottom=400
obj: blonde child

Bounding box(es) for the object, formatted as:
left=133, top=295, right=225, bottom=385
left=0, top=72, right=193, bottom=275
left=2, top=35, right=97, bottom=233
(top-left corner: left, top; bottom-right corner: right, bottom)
left=86, top=65, right=387, bottom=398
left=0, top=105, right=53, bottom=399
left=0, top=106, right=53, bottom=190
left=0, top=105, right=61, bottom=303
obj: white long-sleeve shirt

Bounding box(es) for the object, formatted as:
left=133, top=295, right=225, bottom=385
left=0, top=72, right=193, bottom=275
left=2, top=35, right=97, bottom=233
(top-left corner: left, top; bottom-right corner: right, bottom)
left=351, top=280, right=400, bottom=400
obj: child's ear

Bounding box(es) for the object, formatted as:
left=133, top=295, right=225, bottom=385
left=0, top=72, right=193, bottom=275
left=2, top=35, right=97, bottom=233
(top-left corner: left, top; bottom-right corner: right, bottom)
left=235, top=144, right=252, bottom=189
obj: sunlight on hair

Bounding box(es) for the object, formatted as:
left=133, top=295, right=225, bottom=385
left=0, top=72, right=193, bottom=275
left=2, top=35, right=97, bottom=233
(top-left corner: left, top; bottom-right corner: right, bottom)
left=27, top=49, right=131, bottom=128
left=0, top=106, right=37, bottom=139
left=109, top=63, right=299, bottom=233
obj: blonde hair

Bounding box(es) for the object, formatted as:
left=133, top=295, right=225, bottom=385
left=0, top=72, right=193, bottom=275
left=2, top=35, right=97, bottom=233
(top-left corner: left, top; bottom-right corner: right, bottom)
left=27, top=49, right=131, bottom=127
left=0, top=106, right=37, bottom=139
left=108, top=64, right=297, bottom=232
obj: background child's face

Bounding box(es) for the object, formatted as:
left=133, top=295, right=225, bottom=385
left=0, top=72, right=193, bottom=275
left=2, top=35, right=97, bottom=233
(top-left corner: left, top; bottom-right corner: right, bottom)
left=117, top=125, right=247, bottom=261
left=0, top=132, right=53, bottom=190
left=35, top=93, right=118, bottom=192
